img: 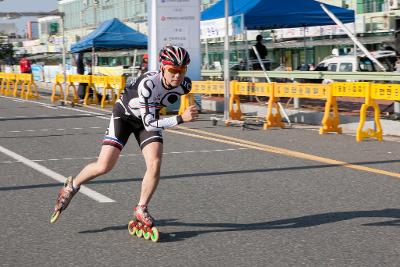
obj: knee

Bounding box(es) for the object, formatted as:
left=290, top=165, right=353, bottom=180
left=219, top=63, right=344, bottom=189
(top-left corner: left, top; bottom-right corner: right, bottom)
left=95, top=162, right=113, bottom=175
left=146, top=158, right=162, bottom=175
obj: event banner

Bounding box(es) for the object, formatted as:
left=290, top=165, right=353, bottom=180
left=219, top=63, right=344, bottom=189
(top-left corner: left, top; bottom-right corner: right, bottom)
left=200, top=15, right=244, bottom=39
left=148, top=0, right=200, bottom=81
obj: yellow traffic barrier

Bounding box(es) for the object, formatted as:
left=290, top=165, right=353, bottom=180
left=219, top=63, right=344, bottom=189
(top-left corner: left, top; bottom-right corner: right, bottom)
left=275, top=82, right=329, bottom=99
left=191, top=80, right=225, bottom=94
left=371, top=83, right=400, bottom=101
left=332, top=81, right=367, bottom=98
left=228, top=81, right=245, bottom=120
left=319, top=85, right=342, bottom=134
left=358, top=84, right=383, bottom=142
left=266, top=83, right=285, bottom=129
left=12, top=74, right=23, bottom=97
left=232, top=82, right=273, bottom=122
left=333, top=82, right=382, bottom=142
left=274, top=83, right=341, bottom=133
left=14, top=74, right=39, bottom=100
left=67, top=75, right=94, bottom=105
left=3, top=73, right=16, bottom=96
left=179, top=94, right=195, bottom=115
left=0, top=72, right=6, bottom=95
left=92, top=75, right=112, bottom=108
left=180, top=80, right=225, bottom=115
left=108, top=75, right=125, bottom=100
left=51, top=74, right=65, bottom=103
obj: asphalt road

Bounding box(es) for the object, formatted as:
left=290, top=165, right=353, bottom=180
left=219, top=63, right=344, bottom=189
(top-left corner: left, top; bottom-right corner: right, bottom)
left=0, top=94, right=399, bottom=267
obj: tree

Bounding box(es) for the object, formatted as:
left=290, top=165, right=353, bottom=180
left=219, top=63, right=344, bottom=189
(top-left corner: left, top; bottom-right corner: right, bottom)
left=0, top=43, right=14, bottom=63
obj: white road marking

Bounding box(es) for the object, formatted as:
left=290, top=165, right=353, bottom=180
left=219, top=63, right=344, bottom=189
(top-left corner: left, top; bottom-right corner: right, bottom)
left=0, top=144, right=115, bottom=203
left=0, top=126, right=104, bottom=134
left=0, top=148, right=248, bottom=164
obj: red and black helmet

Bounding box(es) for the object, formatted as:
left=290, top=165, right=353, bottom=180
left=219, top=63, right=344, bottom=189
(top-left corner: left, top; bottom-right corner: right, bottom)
left=159, top=46, right=191, bottom=67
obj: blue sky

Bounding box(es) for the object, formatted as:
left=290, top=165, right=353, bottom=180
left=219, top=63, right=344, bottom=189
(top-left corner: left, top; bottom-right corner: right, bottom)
left=0, top=0, right=58, bottom=34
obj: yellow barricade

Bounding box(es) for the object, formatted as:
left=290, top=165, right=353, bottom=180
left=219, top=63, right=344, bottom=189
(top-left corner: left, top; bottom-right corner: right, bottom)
left=265, top=83, right=285, bottom=129
left=275, top=83, right=329, bottom=99
left=319, top=85, right=342, bottom=135
left=232, top=82, right=273, bottom=121
left=273, top=83, right=341, bottom=133
left=332, top=82, right=382, bottom=141
left=2, top=73, right=16, bottom=96
left=51, top=74, right=65, bottom=103
left=357, top=83, right=382, bottom=142
left=107, top=75, right=125, bottom=102
left=0, top=72, right=6, bottom=95
left=331, top=82, right=368, bottom=97
left=13, top=74, right=39, bottom=100
left=191, top=80, right=225, bottom=94
left=67, top=75, right=95, bottom=105
left=92, top=75, right=116, bottom=108
left=235, top=82, right=272, bottom=96
left=371, top=83, right=400, bottom=101
left=180, top=81, right=231, bottom=116
left=13, top=74, right=26, bottom=98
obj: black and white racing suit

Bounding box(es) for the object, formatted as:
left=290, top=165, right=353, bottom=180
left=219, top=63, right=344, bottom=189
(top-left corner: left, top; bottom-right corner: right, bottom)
left=103, top=71, right=191, bottom=150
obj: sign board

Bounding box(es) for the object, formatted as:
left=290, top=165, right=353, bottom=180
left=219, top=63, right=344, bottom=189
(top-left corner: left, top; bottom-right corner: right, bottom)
left=274, top=23, right=355, bottom=39
left=200, top=15, right=244, bottom=39
left=31, top=65, right=44, bottom=82
left=148, top=0, right=201, bottom=81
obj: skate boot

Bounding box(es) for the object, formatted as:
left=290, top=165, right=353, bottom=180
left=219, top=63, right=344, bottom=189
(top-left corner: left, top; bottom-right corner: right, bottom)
left=50, top=176, right=80, bottom=223
left=128, top=205, right=160, bottom=242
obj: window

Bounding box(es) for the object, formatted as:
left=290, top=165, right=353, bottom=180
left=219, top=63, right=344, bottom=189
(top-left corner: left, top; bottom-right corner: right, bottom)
left=359, top=58, right=374, bottom=71
left=339, top=63, right=353, bottom=72
left=327, top=63, right=337, bottom=71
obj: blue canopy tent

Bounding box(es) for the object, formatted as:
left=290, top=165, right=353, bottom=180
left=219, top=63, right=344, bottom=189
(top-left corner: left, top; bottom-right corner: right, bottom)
left=70, top=18, right=147, bottom=53
left=201, top=0, right=355, bottom=120
left=201, top=0, right=355, bottom=29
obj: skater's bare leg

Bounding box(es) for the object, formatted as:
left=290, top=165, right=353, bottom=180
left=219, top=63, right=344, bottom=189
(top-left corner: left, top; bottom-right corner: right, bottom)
left=74, top=145, right=121, bottom=186
left=138, top=142, right=163, bottom=206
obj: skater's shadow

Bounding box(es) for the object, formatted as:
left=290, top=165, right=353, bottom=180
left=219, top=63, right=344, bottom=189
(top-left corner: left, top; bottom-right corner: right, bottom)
left=78, top=208, right=400, bottom=242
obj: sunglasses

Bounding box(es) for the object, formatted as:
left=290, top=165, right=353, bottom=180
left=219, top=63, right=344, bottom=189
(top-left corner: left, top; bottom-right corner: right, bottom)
left=165, top=67, right=187, bottom=75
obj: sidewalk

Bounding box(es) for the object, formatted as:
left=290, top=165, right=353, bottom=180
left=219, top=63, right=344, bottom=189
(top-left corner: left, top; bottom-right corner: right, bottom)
left=201, top=96, right=400, bottom=137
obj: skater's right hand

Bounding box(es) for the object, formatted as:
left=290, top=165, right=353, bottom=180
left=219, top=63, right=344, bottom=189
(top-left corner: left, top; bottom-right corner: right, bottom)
left=181, top=105, right=198, bottom=122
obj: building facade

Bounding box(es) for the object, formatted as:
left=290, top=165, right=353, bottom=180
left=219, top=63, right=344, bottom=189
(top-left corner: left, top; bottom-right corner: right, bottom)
left=25, top=0, right=400, bottom=70
left=57, top=0, right=219, bottom=48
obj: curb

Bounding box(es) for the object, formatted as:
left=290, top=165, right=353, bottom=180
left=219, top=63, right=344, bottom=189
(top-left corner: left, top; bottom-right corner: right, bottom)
left=201, top=99, right=400, bottom=137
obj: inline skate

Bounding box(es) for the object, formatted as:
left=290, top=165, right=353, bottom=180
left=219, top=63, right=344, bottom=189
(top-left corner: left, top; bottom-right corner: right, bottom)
left=128, top=205, right=160, bottom=242
left=50, top=176, right=79, bottom=223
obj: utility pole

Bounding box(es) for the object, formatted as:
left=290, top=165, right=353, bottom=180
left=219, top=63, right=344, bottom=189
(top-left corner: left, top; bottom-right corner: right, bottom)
left=223, top=0, right=230, bottom=120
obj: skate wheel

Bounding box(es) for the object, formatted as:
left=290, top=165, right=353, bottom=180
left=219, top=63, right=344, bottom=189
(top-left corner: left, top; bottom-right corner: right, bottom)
left=50, top=210, right=61, bottom=224
left=135, top=228, right=143, bottom=238
left=143, top=230, right=151, bottom=240
left=128, top=221, right=137, bottom=236
left=150, top=227, right=160, bottom=242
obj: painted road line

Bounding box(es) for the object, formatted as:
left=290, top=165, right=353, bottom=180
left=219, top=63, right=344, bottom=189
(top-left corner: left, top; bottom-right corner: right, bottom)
left=1, top=126, right=104, bottom=134
left=0, top=148, right=248, bottom=164
left=170, top=126, right=400, bottom=179
left=0, top=144, right=115, bottom=203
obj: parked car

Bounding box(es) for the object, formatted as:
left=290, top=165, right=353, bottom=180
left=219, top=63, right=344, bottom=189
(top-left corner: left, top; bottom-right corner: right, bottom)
left=313, top=50, right=397, bottom=83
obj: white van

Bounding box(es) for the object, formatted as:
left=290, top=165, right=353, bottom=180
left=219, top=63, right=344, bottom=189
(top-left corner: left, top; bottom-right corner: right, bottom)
left=313, top=50, right=396, bottom=83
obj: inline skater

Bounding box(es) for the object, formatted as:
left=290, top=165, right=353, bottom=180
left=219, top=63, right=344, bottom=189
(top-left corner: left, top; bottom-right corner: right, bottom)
left=51, top=46, right=198, bottom=240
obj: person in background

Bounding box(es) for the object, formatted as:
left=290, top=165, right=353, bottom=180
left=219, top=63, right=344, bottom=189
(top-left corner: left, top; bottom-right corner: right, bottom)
left=139, top=53, right=149, bottom=76
left=19, top=56, right=32, bottom=74
left=252, top=34, right=268, bottom=70
left=394, top=57, right=400, bottom=72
